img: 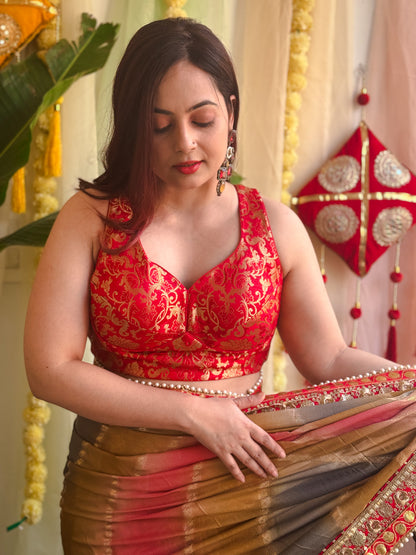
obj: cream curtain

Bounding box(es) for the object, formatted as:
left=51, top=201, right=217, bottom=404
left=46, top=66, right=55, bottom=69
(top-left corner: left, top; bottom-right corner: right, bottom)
left=2, top=2, right=414, bottom=554
left=364, top=0, right=416, bottom=366
left=287, top=0, right=416, bottom=385
left=285, top=0, right=364, bottom=388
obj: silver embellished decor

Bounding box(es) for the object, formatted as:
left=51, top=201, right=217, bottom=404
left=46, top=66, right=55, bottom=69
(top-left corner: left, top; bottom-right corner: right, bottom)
left=374, top=150, right=411, bottom=188
left=291, top=116, right=416, bottom=365
left=0, top=13, right=21, bottom=57
left=315, top=205, right=359, bottom=244
left=291, top=121, right=416, bottom=277
left=318, top=155, right=360, bottom=193
left=373, top=207, right=413, bottom=247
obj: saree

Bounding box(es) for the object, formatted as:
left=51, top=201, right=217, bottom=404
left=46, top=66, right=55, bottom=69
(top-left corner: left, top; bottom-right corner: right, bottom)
left=60, top=366, right=416, bottom=554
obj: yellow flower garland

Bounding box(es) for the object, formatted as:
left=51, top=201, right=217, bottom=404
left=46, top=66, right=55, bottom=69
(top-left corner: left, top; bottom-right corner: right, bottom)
left=274, top=0, right=315, bottom=392
left=7, top=1, right=61, bottom=532
left=21, top=394, right=51, bottom=524
left=281, top=0, right=315, bottom=205
left=165, top=0, right=188, bottom=19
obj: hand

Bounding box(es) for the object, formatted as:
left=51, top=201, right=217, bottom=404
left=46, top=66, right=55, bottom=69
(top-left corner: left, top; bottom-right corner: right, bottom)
left=186, top=392, right=286, bottom=483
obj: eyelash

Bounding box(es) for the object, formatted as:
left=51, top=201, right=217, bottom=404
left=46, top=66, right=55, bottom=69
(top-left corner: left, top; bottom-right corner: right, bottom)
left=154, top=120, right=214, bottom=134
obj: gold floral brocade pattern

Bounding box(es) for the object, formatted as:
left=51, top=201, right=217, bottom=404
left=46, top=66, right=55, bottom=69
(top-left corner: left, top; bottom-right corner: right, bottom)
left=89, top=185, right=283, bottom=381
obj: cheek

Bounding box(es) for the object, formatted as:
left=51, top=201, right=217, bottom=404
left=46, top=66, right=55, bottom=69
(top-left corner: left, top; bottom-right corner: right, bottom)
left=151, top=141, right=167, bottom=167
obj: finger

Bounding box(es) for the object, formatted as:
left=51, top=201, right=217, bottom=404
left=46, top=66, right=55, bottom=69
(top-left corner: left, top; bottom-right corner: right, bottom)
left=222, top=453, right=246, bottom=483
left=245, top=443, right=279, bottom=478
left=233, top=445, right=275, bottom=479
left=233, top=392, right=265, bottom=410
left=251, top=427, right=286, bottom=459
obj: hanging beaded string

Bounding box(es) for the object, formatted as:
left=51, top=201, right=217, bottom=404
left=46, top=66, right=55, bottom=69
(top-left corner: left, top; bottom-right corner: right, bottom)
left=385, top=242, right=402, bottom=361
left=356, top=63, right=370, bottom=114
left=350, top=278, right=361, bottom=348
left=319, top=243, right=327, bottom=283
left=345, top=67, right=370, bottom=351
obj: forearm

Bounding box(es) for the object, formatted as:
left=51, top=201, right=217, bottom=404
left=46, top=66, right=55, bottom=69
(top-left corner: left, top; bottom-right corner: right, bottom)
left=318, top=345, right=394, bottom=384
left=25, top=358, right=200, bottom=433
left=25, top=358, right=287, bottom=483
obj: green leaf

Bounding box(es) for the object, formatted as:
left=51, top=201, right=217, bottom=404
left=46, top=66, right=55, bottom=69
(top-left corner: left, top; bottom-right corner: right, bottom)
left=0, top=13, right=119, bottom=205
left=230, top=172, right=244, bottom=185
left=0, top=212, right=58, bottom=252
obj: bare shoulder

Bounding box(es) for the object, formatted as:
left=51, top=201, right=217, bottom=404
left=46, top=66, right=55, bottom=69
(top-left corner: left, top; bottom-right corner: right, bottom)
left=58, top=190, right=108, bottom=227
left=261, top=195, right=314, bottom=276
left=51, top=191, right=108, bottom=254
left=262, top=195, right=305, bottom=234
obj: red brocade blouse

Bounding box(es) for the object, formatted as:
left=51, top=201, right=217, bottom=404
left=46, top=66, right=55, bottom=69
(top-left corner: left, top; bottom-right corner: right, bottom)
left=89, top=185, right=283, bottom=382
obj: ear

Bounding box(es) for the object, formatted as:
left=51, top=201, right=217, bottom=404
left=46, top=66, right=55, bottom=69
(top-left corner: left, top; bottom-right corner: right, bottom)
left=228, top=95, right=236, bottom=130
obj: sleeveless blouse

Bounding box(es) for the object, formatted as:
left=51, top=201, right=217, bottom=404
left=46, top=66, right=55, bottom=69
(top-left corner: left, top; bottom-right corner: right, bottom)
left=89, top=185, right=283, bottom=382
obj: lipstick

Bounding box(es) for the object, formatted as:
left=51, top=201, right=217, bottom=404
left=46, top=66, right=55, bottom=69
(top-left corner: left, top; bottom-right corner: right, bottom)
left=174, top=161, right=202, bottom=175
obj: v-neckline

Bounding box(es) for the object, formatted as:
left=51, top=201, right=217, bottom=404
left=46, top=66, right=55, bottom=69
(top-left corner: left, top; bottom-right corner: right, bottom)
left=138, top=187, right=243, bottom=291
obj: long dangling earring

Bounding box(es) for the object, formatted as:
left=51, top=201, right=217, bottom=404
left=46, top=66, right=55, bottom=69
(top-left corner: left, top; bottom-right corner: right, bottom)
left=216, top=130, right=236, bottom=196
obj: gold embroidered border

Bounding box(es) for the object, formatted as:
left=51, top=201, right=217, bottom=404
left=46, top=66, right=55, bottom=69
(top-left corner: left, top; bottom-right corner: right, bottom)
left=246, top=367, right=416, bottom=414
left=322, top=454, right=416, bottom=554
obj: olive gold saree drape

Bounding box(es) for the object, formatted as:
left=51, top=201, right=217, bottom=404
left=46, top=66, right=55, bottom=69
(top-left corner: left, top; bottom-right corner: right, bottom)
left=60, top=366, right=416, bottom=554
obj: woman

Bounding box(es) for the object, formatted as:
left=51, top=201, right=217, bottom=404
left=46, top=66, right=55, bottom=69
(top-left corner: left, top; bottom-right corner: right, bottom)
left=24, top=18, right=416, bottom=554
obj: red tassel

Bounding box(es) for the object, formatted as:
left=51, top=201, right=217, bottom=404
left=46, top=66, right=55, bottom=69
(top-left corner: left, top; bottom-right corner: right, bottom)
left=385, top=324, right=397, bottom=362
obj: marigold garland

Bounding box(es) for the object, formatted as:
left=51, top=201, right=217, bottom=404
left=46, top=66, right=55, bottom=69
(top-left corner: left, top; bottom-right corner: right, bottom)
left=281, top=0, right=315, bottom=205
left=8, top=1, right=61, bottom=532
left=274, top=0, right=315, bottom=391
left=165, top=0, right=187, bottom=18
left=7, top=394, right=51, bottom=530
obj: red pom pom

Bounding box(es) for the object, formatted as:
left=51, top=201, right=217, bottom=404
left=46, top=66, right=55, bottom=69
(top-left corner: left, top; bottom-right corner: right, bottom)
left=357, top=92, right=370, bottom=105
left=322, top=273, right=327, bottom=283
left=350, top=307, right=362, bottom=319
left=390, top=271, right=403, bottom=283
left=388, top=309, right=401, bottom=320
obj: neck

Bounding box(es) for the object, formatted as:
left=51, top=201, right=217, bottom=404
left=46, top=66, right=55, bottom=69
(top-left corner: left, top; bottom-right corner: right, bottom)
left=157, top=181, right=232, bottom=217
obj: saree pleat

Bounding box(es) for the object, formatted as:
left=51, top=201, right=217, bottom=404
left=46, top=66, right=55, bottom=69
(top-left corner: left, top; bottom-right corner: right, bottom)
left=61, top=369, right=416, bottom=554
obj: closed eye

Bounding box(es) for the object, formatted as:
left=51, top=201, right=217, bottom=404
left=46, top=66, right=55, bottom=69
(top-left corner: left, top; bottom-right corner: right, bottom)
left=193, top=120, right=214, bottom=128
left=154, top=124, right=172, bottom=134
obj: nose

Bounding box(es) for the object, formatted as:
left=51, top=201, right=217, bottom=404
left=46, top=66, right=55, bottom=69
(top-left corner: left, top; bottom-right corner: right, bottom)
left=175, top=122, right=196, bottom=153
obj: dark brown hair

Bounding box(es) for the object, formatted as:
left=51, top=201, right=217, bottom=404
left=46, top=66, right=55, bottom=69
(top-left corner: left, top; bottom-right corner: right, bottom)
left=80, top=18, right=240, bottom=240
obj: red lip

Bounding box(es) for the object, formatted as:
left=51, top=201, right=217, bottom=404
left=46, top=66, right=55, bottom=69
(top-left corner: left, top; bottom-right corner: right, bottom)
left=174, top=161, right=202, bottom=175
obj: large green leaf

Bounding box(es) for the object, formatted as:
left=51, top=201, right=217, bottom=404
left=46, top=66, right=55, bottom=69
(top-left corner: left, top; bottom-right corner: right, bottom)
left=0, top=211, right=58, bottom=252
left=0, top=13, right=119, bottom=205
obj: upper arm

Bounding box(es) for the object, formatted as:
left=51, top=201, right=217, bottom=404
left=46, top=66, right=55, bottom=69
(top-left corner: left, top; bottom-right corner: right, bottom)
left=24, top=192, right=106, bottom=383
left=263, top=197, right=347, bottom=382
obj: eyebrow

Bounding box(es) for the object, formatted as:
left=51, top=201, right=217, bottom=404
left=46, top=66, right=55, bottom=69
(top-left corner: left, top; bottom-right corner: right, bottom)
left=154, top=100, right=218, bottom=115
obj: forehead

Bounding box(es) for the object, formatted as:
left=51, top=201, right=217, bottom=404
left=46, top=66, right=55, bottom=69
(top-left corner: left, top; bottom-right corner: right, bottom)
left=155, top=60, right=224, bottom=108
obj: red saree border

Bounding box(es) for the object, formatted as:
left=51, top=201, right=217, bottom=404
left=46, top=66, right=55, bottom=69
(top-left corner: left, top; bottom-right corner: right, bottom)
left=246, top=365, right=416, bottom=413
left=322, top=453, right=416, bottom=554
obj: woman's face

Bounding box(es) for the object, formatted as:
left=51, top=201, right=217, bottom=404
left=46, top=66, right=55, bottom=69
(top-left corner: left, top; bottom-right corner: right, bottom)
left=151, top=60, right=234, bottom=194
